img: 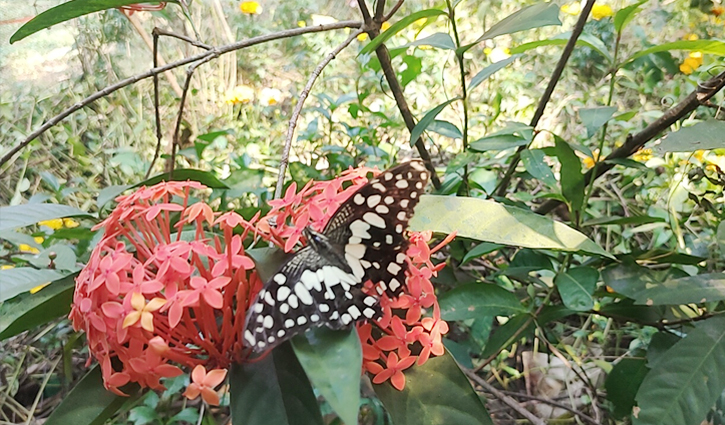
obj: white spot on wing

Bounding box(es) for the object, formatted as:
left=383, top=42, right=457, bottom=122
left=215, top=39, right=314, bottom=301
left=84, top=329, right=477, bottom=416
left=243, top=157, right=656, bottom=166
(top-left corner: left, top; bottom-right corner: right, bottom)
left=363, top=212, right=385, bottom=228
left=244, top=330, right=255, bottom=344
left=367, top=194, right=381, bottom=207
left=345, top=243, right=366, bottom=259
left=389, top=278, right=401, bottom=292
left=277, top=286, right=290, bottom=302
left=384, top=196, right=394, bottom=204
left=295, top=282, right=313, bottom=305
left=396, top=180, right=408, bottom=189
left=280, top=303, right=289, bottom=314
left=348, top=305, right=361, bottom=319
left=288, top=294, right=299, bottom=308
left=397, top=211, right=406, bottom=221
left=354, top=194, right=365, bottom=205
left=285, top=319, right=295, bottom=328
left=376, top=205, right=389, bottom=214
left=387, top=262, right=402, bottom=275
left=345, top=254, right=365, bottom=279
left=263, top=315, right=274, bottom=329
left=400, top=199, right=409, bottom=208
left=273, top=274, right=286, bottom=284
left=350, top=220, right=371, bottom=239
left=298, top=316, right=307, bottom=325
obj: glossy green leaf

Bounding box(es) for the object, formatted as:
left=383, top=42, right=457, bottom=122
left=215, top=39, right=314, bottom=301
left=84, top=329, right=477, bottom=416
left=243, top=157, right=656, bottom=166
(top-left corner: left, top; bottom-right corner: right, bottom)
left=511, top=32, right=613, bottom=63
left=374, top=350, right=493, bottom=425
left=554, top=267, right=598, bottom=311
left=140, top=168, right=229, bottom=189
left=468, top=55, right=520, bottom=91
left=614, top=0, right=648, bottom=32
left=633, top=273, right=725, bottom=305
left=606, top=358, right=649, bottom=419
left=409, top=98, right=460, bottom=146
left=461, top=242, right=504, bottom=265
left=652, top=120, right=725, bottom=154
left=230, top=343, right=323, bottom=425
left=481, top=306, right=574, bottom=358
left=358, top=9, right=448, bottom=56
left=0, top=268, right=66, bottom=302
left=469, top=122, right=533, bottom=152
left=427, top=120, right=463, bottom=139
left=622, top=39, right=725, bottom=65
left=553, top=137, right=584, bottom=218
left=11, top=0, right=176, bottom=43
left=292, top=328, right=362, bottom=425
left=45, top=366, right=141, bottom=425
left=411, top=195, right=613, bottom=258
left=439, top=283, right=526, bottom=321
left=0, top=274, right=75, bottom=340
left=458, top=3, right=561, bottom=54
left=520, top=149, right=557, bottom=187
left=634, top=316, right=725, bottom=425
left=579, top=106, right=617, bottom=138
left=0, top=204, right=93, bottom=231
left=398, top=32, right=455, bottom=50
left=582, top=215, right=666, bottom=226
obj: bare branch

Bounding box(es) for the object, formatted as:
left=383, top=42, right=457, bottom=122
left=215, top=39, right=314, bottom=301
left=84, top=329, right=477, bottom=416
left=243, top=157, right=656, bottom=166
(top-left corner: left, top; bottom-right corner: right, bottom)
left=146, top=28, right=163, bottom=179
left=464, top=369, right=547, bottom=425
left=274, top=28, right=364, bottom=199
left=0, top=21, right=362, bottom=169
left=498, top=389, right=602, bottom=425
left=495, top=0, right=596, bottom=197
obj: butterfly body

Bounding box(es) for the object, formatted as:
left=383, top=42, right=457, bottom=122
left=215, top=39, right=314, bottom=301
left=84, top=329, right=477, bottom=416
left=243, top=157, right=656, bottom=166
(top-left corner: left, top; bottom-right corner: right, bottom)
left=244, top=160, right=429, bottom=353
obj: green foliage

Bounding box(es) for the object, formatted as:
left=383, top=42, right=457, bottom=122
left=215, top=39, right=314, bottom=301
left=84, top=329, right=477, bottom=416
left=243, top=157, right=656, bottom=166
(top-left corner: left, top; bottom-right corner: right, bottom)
left=3, top=0, right=725, bottom=423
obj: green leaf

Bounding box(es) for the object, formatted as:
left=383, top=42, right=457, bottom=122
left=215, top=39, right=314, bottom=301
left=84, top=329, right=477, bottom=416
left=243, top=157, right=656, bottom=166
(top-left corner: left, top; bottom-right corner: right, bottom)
left=634, top=316, right=725, bottom=425
left=409, top=98, right=460, bottom=146
left=579, top=106, right=617, bottom=138
left=0, top=274, right=75, bottom=340
left=398, top=32, right=456, bottom=50
left=469, top=55, right=521, bottom=91
left=652, top=120, right=725, bottom=154
left=400, top=55, right=423, bottom=86
left=292, top=328, right=362, bottom=425
left=582, top=215, right=666, bottom=226
left=481, top=306, right=574, bottom=358
left=427, top=120, right=462, bottom=139
left=606, top=358, right=649, bottom=419
left=468, top=122, right=533, bottom=152
left=140, top=168, right=229, bottom=189
left=614, top=0, right=649, bottom=33
left=11, top=0, right=176, bottom=43
left=45, top=365, right=141, bottom=425
left=510, top=33, right=613, bottom=63
left=623, top=40, right=725, bottom=65
left=553, top=137, right=585, bottom=218
left=458, top=3, right=561, bottom=54
left=461, top=242, right=504, bottom=265
left=0, top=204, right=93, bottom=231
left=439, top=283, right=527, bottom=321
left=554, top=267, right=598, bottom=311
left=358, top=9, right=448, bottom=56
left=230, top=343, right=323, bottom=425
left=633, top=273, right=725, bottom=306
left=374, top=350, right=493, bottom=425
left=0, top=268, right=66, bottom=302
left=410, top=195, right=614, bottom=259
left=520, top=149, right=557, bottom=187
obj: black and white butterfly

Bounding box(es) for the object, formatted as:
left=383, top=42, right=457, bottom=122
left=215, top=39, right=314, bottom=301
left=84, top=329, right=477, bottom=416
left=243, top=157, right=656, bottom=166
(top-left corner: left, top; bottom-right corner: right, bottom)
left=243, top=160, right=430, bottom=353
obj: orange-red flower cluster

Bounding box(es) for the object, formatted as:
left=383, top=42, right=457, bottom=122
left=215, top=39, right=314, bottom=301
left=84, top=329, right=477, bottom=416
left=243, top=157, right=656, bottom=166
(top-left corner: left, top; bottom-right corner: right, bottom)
left=71, top=165, right=450, bottom=401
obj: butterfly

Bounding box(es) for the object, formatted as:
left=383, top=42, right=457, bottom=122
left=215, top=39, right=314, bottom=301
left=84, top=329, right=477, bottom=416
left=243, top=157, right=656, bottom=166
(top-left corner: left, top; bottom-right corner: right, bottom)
left=243, top=160, right=430, bottom=353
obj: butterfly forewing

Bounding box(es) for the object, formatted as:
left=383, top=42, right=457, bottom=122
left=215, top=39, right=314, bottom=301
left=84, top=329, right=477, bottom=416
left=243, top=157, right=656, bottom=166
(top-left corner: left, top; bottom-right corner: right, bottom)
left=244, top=160, right=429, bottom=353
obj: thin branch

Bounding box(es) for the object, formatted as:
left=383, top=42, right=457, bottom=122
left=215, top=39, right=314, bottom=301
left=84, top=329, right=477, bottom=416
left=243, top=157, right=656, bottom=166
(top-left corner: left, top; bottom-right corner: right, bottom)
left=498, top=389, right=601, bottom=425
left=494, top=0, right=596, bottom=197
left=0, top=21, right=362, bottom=170
left=153, top=28, right=213, bottom=50
left=535, top=68, right=725, bottom=214
left=464, top=369, right=547, bottom=425
left=274, top=28, right=363, bottom=199
left=374, top=0, right=387, bottom=21
left=358, top=0, right=442, bottom=189
left=147, top=28, right=163, bottom=179
left=169, top=54, right=219, bottom=177
left=384, top=0, right=405, bottom=21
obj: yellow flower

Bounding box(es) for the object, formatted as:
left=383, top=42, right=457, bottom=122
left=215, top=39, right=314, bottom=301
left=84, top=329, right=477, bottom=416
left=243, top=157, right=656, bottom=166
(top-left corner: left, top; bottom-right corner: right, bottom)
left=1, top=265, right=14, bottom=270
left=694, top=150, right=705, bottom=161
left=712, top=6, right=724, bottom=17
left=591, top=4, right=613, bottom=20
left=240, top=1, right=262, bottom=15
left=561, top=2, right=581, bottom=15
left=225, top=85, right=254, bottom=105
left=633, top=148, right=653, bottom=162
left=259, top=87, right=282, bottom=106
left=30, top=282, right=51, bottom=294
left=39, top=219, right=64, bottom=230
left=381, top=21, right=391, bottom=31
left=357, top=32, right=369, bottom=41
left=123, top=292, right=166, bottom=332
left=582, top=149, right=600, bottom=169
left=680, top=52, right=703, bottom=75
left=487, top=47, right=511, bottom=63
left=297, top=20, right=306, bottom=27
left=34, top=236, right=45, bottom=244
left=684, top=33, right=699, bottom=41
left=19, top=244, right=40, bottom=254
left=63, top=218, right=79, bottom=228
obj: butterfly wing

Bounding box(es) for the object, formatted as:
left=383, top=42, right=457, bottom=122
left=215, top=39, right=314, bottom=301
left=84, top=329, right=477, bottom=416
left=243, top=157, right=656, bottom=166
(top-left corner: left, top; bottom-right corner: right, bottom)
left=243, top=247, right=380, bottom=353
left=322, top=159, right=430, bottom=298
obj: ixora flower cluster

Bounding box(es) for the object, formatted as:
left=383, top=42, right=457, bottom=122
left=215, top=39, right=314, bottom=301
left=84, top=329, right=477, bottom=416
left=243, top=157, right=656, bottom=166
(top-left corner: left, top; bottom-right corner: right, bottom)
left=70, top=167, right=451, bottom=405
